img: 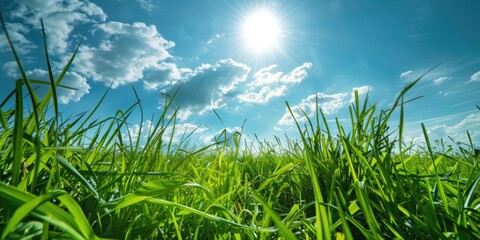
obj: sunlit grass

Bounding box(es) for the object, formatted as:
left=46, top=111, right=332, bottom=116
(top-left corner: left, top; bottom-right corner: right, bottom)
left=1, top=15, right=479, bottom=239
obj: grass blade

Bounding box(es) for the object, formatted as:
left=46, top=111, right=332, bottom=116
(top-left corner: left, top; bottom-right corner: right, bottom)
left=0, top=183, right=98, bottom=240
left=252, top=191, right=298, bottom=240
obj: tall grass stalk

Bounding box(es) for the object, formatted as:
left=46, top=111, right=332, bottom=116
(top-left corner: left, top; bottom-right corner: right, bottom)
left=0, top=16, right=479, bottom=239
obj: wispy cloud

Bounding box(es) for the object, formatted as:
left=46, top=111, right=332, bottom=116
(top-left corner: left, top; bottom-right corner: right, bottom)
left=424, top=112, right=480, bottom=145
left=238, top=62, right=312, bottom=104
left=136, top=0, right=154, bottom=12
left=432, top=76, right=451, bottom=85
left=400, top=70, right=414, bottom=79
left=207, top=33, right=225, bottom=45
left=276, top=85, right=372, bottom=127
left=75, top=21, right=175, bottom=88
left=238, top=85, right=288, bottom=104
left=402, top=110, right=480, bottom=145
left=400, top=65, right=460, bottom=85
left=465, top=70, right=480, bottom=84
left=0, top=22, right=36, bottom=54
left=438, top=91, right=449, bottom=96
left=282, top=62, right=313, bottom=84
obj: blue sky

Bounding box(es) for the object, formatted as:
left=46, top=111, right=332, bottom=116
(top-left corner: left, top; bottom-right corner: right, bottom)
left=1, top=0, right=480, bottom=147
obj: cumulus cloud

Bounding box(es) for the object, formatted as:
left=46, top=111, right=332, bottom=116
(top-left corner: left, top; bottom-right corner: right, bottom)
left=51, top=72, right=89, bottom=104
left=30, top=69, right=89, bottom=104
left=238, top=62, right=312, bottom=104
left=276, top=85, right=372, bottom=127
left=248, top=65, right=283, bottom=87
left=143, top=62, right=191, bottom=90
left=465, top=70, right=480, bottom=84
left=5, top=0, right=106, bottom=55
left=74, top=21, right=175, bottom=88
left=4, top=67, right=89, bottom=104
left=162, top=59, right=251, bottom=120
left=432, top=76, right=450, bottom=85
left=400, top=70, right=413, bottom=79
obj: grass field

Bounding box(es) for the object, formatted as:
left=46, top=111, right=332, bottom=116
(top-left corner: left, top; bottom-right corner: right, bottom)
left=1, top=17, right=480, bottom=240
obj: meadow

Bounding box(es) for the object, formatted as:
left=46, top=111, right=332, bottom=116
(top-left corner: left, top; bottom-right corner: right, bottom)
left=1, top=17, right=480, bottom=239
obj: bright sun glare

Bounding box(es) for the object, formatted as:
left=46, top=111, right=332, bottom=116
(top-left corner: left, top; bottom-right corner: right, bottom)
left=243, top=11, right=281, bottom=52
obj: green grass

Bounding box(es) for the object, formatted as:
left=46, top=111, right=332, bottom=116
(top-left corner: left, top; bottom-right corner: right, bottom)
left=1, top=15, right=480, bottom=239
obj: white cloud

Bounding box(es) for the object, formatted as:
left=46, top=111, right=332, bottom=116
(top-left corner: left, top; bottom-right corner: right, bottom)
left=350, top=85, right=371, bottom=102
left=200, top=127, right=243, bottom=146
left=3, top=61, right=19, bottom=78
left=122, top=120, right=208, bottom=145
left=472, top=71, right=480, bottom=81
left=438, top=91, right=449, bottom=96
left=3, top=62, right=89, bottom=104
left=432, top=76, right=450, bottom=85
left=136, top=0, right=154, bottom=12
left=0, top=22, right=36, bottom=54
left=25, top=68, right=90, bottom=104
left=465, top=70, right=480, bottom=84
left=238, top=85, right=287, bottom=104
left=207, top=33, right=225, bottom=45
left=238, top=62, right=312, bottom=104
left=277, top=92, right=347, bottom=127
left=249, top=64, right=283, bottom=87
left=400, top=70, right=413, bottom=79
left=3, top=67, right=89, bottom=104
left=6, top=0, right=106, bottom=55
left=165, top=122, right=209, bottom=144
left=424, top=112, right=480, bottom=145
left=123, top=120, right=154, bottom=142
left=173, top=108, right=194, bottom=122
left=281, top=62, right=313, bottom=84
left=56, top=72, right=90, bottom=104
left=143, top=62, right=191, bottom=90
left=74, top=21, right=175, bottom=88
left=162, top=59, right=251, bottom=120
left=276, top=85, right=372, bottom=127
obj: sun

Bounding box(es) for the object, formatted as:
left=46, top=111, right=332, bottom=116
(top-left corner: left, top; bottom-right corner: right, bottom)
left=243, top=10, right=281, bottom=52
